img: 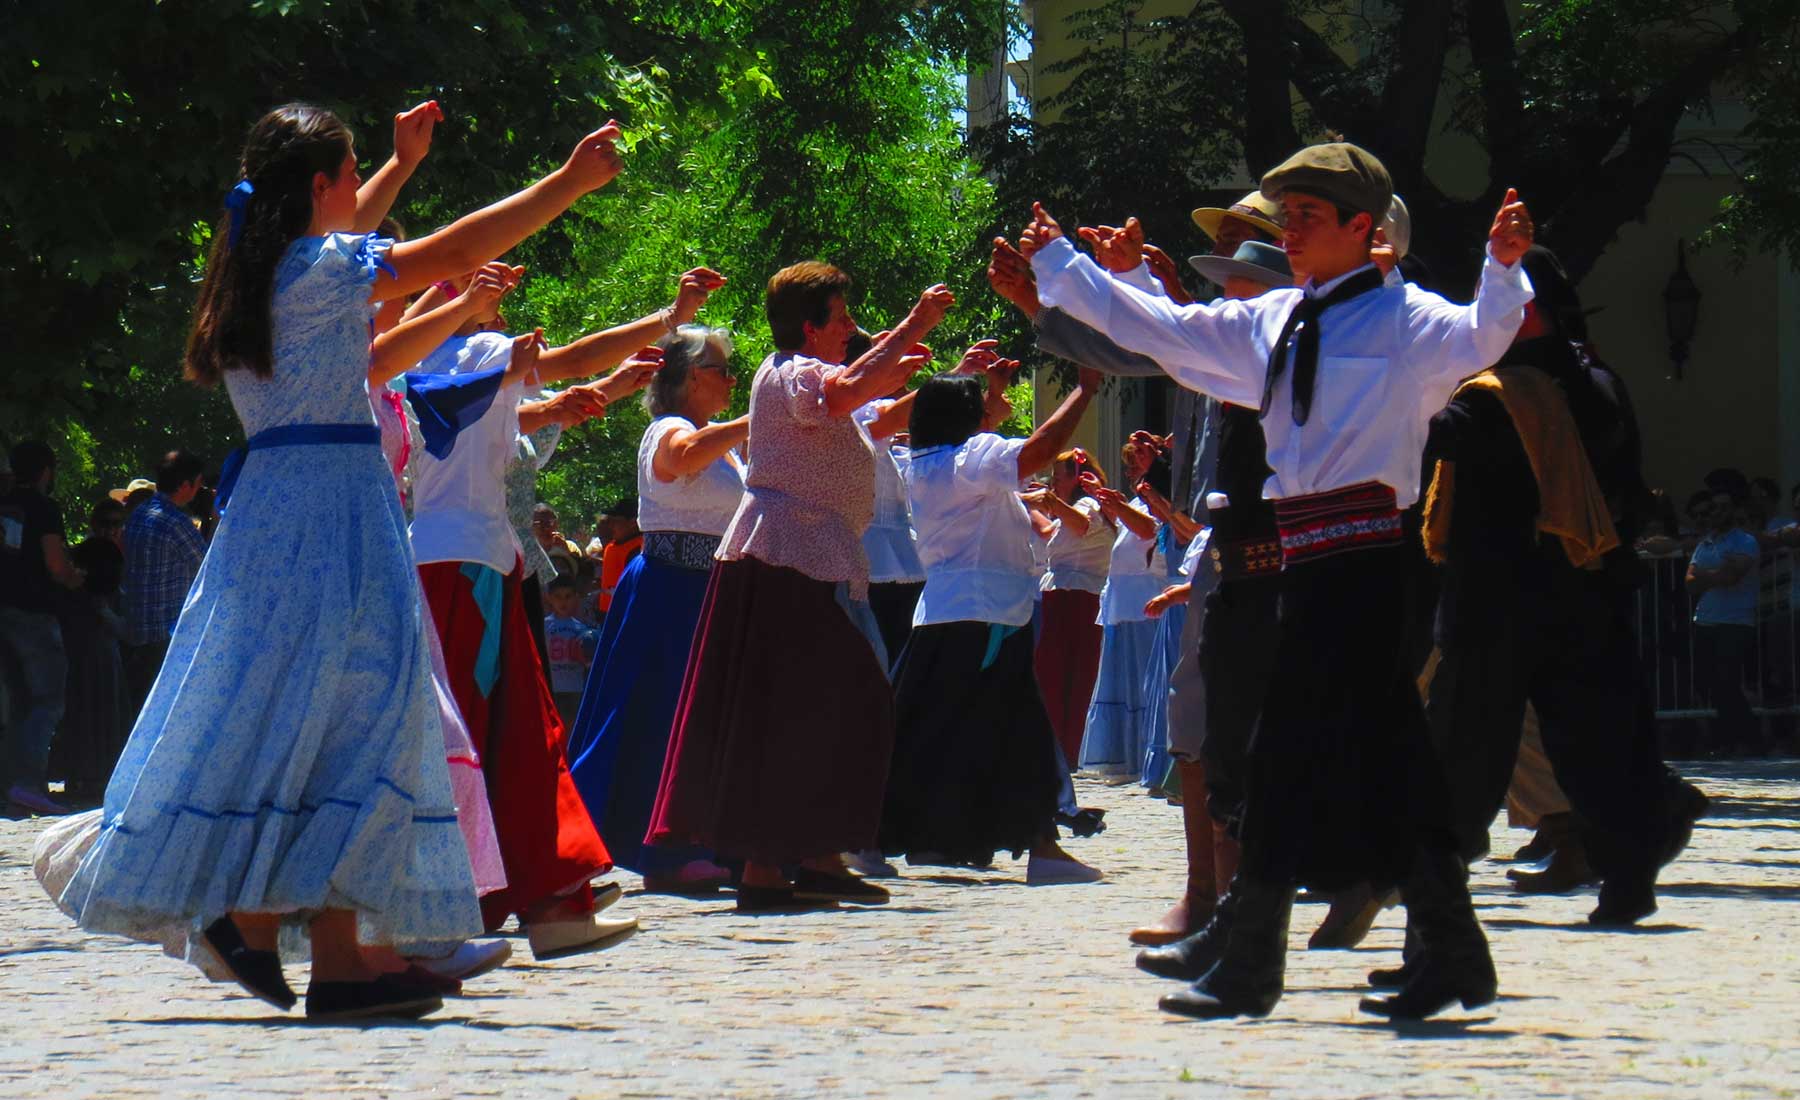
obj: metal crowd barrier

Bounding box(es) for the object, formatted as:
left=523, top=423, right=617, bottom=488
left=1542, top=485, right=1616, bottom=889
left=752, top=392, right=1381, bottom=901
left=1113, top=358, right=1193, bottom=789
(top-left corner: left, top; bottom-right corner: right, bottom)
left=1635, top=546, right=1800, bottom=718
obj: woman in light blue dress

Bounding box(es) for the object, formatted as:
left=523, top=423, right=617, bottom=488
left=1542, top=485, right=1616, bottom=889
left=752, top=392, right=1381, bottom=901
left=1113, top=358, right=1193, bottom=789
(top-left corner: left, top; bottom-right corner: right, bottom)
left=1077, top=485, right=1167, bottom=779
left=60, top=102, right=631, bottom=1020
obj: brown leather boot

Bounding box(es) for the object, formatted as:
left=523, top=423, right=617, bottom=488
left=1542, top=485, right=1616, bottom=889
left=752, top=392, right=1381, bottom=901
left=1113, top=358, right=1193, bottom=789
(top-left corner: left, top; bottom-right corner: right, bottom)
left=1131, top=760, right=1217, bottom=945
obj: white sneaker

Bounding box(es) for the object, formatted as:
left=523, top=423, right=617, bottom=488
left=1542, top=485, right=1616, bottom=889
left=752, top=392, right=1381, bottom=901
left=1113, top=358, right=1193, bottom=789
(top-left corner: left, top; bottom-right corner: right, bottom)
left=842, top=850, right=899, bottom=878
left=1026, top=854, right=1104, bottom=886
left=412, top=939, right=513, bottom=982
left=526, top=913, right=639, bottom=961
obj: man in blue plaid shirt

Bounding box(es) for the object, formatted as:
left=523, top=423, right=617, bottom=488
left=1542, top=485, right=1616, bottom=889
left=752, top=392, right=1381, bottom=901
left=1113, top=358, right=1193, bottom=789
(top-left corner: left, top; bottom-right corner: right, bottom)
left=122, top=450, right=207, bottom=711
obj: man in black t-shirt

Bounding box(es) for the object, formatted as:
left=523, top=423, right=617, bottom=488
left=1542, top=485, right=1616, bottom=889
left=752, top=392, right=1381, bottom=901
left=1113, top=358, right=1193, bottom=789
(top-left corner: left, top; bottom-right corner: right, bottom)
left=0, top=440, right=86, bottom=816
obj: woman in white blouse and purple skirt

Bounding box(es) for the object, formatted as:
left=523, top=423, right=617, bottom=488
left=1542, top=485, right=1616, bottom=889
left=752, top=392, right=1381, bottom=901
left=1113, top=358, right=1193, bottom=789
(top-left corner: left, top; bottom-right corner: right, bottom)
left=646, top=263, right=954, bottom=912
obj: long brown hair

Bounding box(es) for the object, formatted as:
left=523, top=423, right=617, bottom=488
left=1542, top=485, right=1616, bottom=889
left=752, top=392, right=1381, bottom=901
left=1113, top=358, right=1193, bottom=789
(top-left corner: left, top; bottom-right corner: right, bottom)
left=184, top=104, right=355, bottom=386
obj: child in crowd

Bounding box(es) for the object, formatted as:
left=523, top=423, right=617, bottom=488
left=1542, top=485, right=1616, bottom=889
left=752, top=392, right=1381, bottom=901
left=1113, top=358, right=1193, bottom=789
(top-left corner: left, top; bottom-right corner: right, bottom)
left=544, top=574, right=598, bottom=730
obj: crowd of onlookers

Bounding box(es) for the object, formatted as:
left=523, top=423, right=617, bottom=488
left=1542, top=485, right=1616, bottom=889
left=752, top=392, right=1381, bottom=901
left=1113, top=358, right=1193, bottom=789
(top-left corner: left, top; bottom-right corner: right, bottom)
left=0, top=435, right=645, bottom=818
left=1635, top=468, right=1800, bottom=758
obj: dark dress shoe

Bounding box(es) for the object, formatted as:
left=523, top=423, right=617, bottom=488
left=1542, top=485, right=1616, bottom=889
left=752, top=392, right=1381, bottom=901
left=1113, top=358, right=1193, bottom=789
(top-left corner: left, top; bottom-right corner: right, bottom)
left=735, top=885, right=839, bottom=913
left=1157, top=881, right=1292, bottom=1020
left=1507, top=841, right=1597, bottom=894
left=792, top=868, right=890, bottom=905
left=1358, top=958, right=1496, bottom=1020
left=1589, top=879, right=1657, bottom=927
left=1137, top=915, right=1229, bottom=981
left=398, top=964, right=462, bottom=997
left=1366, top=958, right=1417, bottom=989
left=202, top=918, right=296, bottom=1011
left=304, top=973, right=443, bottom=1021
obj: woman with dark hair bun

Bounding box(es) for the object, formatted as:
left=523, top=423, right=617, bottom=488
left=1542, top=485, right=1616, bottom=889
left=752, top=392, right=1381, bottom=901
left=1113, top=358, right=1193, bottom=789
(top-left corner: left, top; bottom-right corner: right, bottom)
left=879, top=363, right=1105, bottom=882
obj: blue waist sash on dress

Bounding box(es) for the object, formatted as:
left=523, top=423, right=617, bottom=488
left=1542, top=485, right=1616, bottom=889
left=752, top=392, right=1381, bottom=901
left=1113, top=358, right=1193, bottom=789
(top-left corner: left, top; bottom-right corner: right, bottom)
left=215, top=423, right=382, bottom=512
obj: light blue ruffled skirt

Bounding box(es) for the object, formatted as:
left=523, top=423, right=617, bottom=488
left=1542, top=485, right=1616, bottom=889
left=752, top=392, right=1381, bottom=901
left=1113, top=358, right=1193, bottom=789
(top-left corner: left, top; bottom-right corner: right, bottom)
left=1077, top=617, right=1160, bottom=776
left=60, top=443, right=482, bottom=947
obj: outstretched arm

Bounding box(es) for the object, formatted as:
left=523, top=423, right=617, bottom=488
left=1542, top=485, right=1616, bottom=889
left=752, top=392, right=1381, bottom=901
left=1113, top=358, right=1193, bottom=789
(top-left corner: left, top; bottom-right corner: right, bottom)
left=652, top=416, right=751, bottom=482
left=354, top=101, right=442, bottom=234
left=1402, top=188, right=1536, bottom=401
left=1016, top=366, right=1100, bottom=479
left=1089, top=482, right=1157, bottom=540
left=378, top=121, right=628, bottom=300
left=369, top=262, right=520, bottom=386
left=1023, top=203, right=1268, bottom=407
left=534, top=267, right=726, bottom=384
left=823, top=285, right=957, bottom=416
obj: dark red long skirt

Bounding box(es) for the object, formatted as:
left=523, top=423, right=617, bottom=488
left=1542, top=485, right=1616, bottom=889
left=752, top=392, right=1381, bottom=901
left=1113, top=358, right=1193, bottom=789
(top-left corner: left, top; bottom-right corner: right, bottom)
left=646, top=556, right=895, bottom=866
left=1034, top=588, right=1103, bottom=765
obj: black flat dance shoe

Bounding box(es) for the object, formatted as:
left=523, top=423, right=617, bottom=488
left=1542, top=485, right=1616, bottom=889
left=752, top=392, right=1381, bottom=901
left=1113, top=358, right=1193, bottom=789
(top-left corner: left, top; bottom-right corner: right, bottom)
left=202, top=917, right=297, bottom=1011
left=792, top=868, right=890, bottom=905
left=1366, top=956, right=1420, bottom=989
left=304, top=973, right=443, bottom=1021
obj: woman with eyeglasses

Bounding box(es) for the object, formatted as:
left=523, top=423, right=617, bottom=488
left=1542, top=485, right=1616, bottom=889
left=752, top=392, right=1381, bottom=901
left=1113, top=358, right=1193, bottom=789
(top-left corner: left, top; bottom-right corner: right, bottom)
left=565, top=323, right=748, bottom=893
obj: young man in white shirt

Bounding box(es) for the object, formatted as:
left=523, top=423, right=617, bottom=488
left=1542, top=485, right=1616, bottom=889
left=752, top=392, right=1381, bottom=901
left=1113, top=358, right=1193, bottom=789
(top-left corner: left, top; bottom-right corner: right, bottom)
left=1019, top=141, right=1537, bottom=1022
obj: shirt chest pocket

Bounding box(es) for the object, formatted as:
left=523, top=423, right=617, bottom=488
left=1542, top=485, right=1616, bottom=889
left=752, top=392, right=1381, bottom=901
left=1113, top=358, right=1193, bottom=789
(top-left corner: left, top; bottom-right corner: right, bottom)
left=1318, top=356, right=1390, bottom=420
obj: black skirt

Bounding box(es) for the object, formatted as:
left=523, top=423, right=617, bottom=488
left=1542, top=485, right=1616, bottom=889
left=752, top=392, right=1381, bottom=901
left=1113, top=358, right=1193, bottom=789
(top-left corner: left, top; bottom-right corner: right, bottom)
left=879, top=620, right=1063, bottom=860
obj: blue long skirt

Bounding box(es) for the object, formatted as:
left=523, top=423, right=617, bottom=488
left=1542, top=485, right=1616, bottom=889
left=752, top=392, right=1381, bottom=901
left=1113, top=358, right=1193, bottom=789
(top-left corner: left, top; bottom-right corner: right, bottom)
left=565, top=552, right=712, bottom=874
left=1139, top=602, right=1187, bottom=788
left=1077, top=618, right=1160, bottom=777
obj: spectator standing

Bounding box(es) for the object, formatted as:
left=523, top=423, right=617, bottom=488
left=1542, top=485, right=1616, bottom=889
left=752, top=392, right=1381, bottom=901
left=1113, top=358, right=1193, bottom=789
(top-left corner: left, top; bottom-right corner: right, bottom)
left=595, top=498, right=641, bottom=619
left=543, top=574, right=597, bottom=730
left=121, top=451, right=207, bottom=713
left=0, top=441, right=86, bottom=815
left=1688, top=491, right=1768, bottom=755
left=52, top=498, right=132, bottom=803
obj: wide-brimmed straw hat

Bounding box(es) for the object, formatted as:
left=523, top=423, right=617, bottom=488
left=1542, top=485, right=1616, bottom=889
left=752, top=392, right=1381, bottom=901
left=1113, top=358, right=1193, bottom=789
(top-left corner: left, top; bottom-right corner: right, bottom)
left=1190, top=190, right=1283, bottom=242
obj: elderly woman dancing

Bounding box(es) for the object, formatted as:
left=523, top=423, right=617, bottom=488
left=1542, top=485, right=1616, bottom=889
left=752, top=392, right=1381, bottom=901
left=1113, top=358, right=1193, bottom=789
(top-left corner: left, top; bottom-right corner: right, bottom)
left=646, top=262, right=954, bottom=912
left=566, top=322, right=747, bottom=893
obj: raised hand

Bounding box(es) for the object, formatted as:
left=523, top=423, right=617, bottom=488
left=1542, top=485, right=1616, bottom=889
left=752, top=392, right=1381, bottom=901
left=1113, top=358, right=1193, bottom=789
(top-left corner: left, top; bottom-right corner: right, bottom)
left=1141, top=244, right=1194, bottom=305
left=671, top=267, right=728, bottom=326
left=1019, top=202, right=1065, bottom=260
left=897, top=342, right=935, bottom=375
left=613, top=346, right=664, bottom=391
left=909, top=284, right=956, bottom=330
left=554, top=382, right=611, bottom=427
left=987, top=237, right=1041, bottom=316
left=1077, top=216, right=1145, bottom=274
left=461, top=262, right=524, bottom=316
left=563, top=120, right=627, bottom=193
left=1489, top=187, right=1534, bottom=267
left=505, top=329, right=546, bottom=386
left=954, top=339, right=1001, bottom=375
left=393, top=100, right=444, bottom=168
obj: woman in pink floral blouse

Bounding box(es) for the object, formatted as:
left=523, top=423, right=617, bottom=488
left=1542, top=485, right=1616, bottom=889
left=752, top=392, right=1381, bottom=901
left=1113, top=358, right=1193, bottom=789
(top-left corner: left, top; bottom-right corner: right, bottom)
left=646, top=262, right=953, bottom=912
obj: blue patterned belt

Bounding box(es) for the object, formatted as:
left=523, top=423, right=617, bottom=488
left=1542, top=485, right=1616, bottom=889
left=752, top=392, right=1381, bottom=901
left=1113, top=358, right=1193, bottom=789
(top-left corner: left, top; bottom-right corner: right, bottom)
left=215, top=423, right=382, bottom=512
left=642, top=530, right=722, bottom=571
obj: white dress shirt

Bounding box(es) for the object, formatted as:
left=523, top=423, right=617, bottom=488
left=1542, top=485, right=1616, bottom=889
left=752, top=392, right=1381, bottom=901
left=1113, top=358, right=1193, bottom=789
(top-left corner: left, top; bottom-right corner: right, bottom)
left=637, top=415, right=746, bottom=537
left=1032, top=236, right=1534, bottom=506
left=407, top=332, right=526, bottom=574
left=905, top=433, right=1039, bottom=628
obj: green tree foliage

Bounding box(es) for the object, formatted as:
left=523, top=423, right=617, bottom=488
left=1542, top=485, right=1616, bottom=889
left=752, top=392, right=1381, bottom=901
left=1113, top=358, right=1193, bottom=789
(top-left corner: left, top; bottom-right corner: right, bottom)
left=3, top=0, right=1017, bottom=525
left=977, top=0, right=1799, bottom=298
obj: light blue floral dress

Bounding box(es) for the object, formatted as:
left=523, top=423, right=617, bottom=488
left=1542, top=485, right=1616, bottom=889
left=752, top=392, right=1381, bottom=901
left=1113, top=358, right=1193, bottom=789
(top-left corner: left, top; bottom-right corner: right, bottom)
left=62, top=233, right=482, bottom=949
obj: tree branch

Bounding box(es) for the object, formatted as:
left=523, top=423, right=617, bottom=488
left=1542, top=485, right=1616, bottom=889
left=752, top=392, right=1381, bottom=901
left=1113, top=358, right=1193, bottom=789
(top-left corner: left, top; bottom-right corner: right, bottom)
left=1462, top=0, right=1525, bottom=176
left=1373, top=0, right=1453, bottom=190
left=1215, top=0, right=1301, bottom=174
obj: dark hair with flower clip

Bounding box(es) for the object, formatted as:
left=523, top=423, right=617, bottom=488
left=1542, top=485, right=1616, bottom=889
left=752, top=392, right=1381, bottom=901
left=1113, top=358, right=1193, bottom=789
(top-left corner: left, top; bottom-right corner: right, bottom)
left=185, top=103, right=356, bottom=386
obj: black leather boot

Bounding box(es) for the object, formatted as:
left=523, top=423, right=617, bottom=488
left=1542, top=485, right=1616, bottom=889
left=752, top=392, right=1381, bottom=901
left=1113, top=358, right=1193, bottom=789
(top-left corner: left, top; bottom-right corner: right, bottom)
left=1359, top=849, right=1496, bottom=1020
left=1136, top=877, right=1243, bottom=981
left=1366, top=915, right=1420, bottom=989
left=1158, top=879, right=1292, bottom=1019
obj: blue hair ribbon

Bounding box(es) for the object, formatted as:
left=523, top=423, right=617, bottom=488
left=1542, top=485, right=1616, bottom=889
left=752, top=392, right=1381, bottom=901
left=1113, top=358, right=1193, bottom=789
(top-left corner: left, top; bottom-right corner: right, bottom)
left=224, top=180, right=254, bottom=247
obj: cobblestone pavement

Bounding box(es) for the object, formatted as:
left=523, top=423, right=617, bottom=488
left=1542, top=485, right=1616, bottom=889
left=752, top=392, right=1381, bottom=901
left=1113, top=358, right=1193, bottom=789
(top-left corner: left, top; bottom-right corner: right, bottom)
left=2, top=760, right=1796, bottom=1099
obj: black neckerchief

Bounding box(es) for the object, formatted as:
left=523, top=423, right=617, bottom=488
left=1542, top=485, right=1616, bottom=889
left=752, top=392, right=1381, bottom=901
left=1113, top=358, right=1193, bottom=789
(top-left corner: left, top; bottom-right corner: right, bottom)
left=1261, top=265, right=1387, bottom=426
